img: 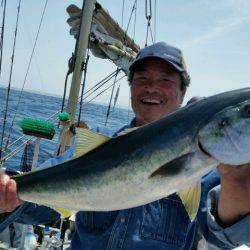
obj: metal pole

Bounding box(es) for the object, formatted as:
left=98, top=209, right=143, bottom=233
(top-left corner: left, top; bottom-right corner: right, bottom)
left=67, top=0, right=95, bottom=122
left=57, top=0, right=95, bottom=154
left=31, top=138, right=41, bottom=170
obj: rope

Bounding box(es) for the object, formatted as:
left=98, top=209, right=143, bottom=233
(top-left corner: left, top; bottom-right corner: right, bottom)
left=0, top=0, right=7, bottom=78
left=0, top=0, right=22, bottom=160
left=78, top=52, right=90, bottom=124
left=104, top=68, right=120, bottom=126
left=60, top=53, right=75, bottom=114
left=3, top=0, right=49, bottom=154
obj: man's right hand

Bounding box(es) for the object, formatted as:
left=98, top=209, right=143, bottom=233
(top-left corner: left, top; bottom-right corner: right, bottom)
left=0, top=174, right=22, bottom=213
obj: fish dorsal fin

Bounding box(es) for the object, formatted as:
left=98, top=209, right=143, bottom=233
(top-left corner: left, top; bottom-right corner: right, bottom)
left=117, top=127, right=138, bottom=136
left=72, top=128, right=110, bottom=159
left=177, top=182, right=201, bottom=221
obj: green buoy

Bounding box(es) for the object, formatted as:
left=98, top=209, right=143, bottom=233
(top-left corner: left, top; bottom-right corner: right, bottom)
left=20, top=118, right=55, bottom=140
left=58, top=112, right=70, bottom=122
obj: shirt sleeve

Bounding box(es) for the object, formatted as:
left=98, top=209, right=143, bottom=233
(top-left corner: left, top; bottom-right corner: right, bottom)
left=207, top=185, right=250, bottom=248
left=0, top=202, right=60, bottom=232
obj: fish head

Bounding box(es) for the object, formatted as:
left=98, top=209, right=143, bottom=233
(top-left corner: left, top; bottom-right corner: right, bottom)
left=198, top=99, right=250, bottom=165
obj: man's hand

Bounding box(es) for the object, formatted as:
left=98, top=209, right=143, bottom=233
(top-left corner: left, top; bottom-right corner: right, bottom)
left=0, top=174, right=22, bottom=213
left=218, top=163, right=250, bottom=227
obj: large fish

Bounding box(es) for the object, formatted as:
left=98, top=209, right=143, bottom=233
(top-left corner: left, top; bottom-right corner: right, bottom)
left=12, top=88, right=250, bottom=217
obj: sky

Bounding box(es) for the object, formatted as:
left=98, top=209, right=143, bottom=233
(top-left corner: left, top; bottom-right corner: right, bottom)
left=0, top=0, right=250, bottom=108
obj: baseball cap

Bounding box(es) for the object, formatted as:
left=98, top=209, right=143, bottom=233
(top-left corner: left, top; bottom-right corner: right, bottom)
left=129, top=42, right=190, bottom=87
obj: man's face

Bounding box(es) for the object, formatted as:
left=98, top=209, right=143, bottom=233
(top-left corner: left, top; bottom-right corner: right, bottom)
left=131, top=58, right=186, bottom=126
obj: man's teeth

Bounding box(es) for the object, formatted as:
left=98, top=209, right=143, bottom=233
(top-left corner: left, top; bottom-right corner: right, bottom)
left=141, top=99, right=161, bottom=104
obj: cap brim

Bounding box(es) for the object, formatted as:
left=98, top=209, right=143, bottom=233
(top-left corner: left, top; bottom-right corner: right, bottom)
left=129, top=56, right=184, bottom=73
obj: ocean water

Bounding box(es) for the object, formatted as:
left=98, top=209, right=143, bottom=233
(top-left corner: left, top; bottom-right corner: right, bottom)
left=0, top=86, right=133, bottom=170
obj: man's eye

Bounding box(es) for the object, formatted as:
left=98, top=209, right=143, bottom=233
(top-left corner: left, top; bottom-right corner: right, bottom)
left=135, top=77, right=147, bottom=83
left=159, top=79, right=173, bottom=85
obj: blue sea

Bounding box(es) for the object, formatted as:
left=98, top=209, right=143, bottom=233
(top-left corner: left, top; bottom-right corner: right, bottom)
left=0, top=86, right=133, bottom=170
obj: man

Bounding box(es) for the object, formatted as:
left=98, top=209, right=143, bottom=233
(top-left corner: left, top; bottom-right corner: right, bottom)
left=0, top=42, right=249, bottom=249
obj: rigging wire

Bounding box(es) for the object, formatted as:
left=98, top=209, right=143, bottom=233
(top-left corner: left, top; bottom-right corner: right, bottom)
left=0, top=0, right=7, bottom=78
left=3, top=0, right=49, bottom=153
left=1, top=73, right=125, bottom=163
left=123, top=0, right=137, bottom=44
left=121, top=0, right=125, bottom=27
left=0, top=0, right=22, bottom=161
left=2, top=1, right=137, bottom=161
left=80, top=70, right=119, bottom=100
left=154, top=0, right=157, bottom=42
left=84, top=75, right=126, bottom=106
left=104, top=67, right=120, bottom=126
left=145, top=0, right=154, bottom=46
left=3, top=70, right=119, bottom=153
left=132, top=0, right=137, bottom=40
left=2, top=74, right=125, bottom=158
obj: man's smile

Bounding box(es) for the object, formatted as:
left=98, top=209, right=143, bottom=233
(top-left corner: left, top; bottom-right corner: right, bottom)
left=140, top=98, right=163, bottom=105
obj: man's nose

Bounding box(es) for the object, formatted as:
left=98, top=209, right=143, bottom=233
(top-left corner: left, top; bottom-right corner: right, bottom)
left=144, top=80, right=157, bottom=91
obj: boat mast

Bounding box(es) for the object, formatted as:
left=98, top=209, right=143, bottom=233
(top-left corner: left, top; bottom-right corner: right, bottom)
left=57, top=0, right=95, bottom=154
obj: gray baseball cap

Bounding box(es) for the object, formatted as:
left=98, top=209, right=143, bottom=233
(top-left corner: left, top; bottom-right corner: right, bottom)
left=129, top=42, right=190, bottom=86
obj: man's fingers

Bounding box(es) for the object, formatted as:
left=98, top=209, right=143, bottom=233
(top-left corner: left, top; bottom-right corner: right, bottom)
left=218, top=163, right=250, bottom=183
left=0, top=174, right=10, bottom=208
left=5, top=179, right=22, bottom=212
left=0, top=175, right=21, bottom=212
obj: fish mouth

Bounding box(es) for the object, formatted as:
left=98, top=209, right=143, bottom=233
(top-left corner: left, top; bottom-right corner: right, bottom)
left=140, top=98, right=163, bottom=105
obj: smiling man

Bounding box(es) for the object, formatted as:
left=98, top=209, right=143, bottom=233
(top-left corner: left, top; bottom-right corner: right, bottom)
left=129, top=43, right=188, bottom=126
left=0, top=42, right=249, bottom=250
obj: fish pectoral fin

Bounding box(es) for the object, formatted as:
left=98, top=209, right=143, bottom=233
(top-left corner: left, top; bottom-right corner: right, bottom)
left=150, top=153, right=194, bottom=178
left=177, top=182, right=201, bottom=221
left=117, top=127, right=138, bottom=136
left=72, top=128, right=110, bottom=158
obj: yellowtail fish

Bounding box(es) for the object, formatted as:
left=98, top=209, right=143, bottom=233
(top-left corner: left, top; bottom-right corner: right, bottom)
left=12, top=88, right=250, bottom=221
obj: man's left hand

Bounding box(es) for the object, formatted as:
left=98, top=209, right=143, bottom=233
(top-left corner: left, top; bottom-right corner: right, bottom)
left=217, top=163, right=250, bottom=227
